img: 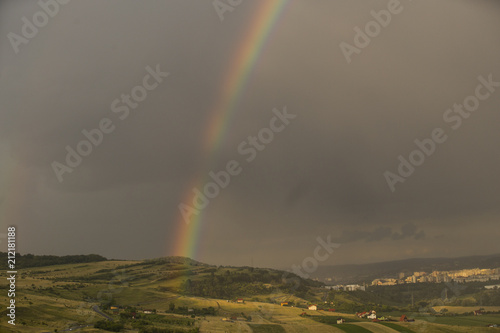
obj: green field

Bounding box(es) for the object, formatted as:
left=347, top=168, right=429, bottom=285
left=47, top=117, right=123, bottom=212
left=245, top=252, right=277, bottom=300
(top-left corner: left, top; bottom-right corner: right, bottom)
left=310, top=315, right=360, bottom=324
left=415, top=314, right=500, bottom=327
left=379, top=322, right=417, bottom=333
left=247, top=323, right=286, bottom=332
left=335, top=324, right=373, bottom=333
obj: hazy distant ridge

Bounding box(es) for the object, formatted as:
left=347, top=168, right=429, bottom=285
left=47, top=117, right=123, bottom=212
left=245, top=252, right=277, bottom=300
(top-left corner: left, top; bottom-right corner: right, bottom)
left=315, top=253, right=500, bottom=284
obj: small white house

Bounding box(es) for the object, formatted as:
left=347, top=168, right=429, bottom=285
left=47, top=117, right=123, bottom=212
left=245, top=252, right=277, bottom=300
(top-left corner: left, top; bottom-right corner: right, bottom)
left=367, top=313, right=377, bottom=320
left=308, top=305, right=317, bottom=311
left=337, top=318, right=345, bottom=324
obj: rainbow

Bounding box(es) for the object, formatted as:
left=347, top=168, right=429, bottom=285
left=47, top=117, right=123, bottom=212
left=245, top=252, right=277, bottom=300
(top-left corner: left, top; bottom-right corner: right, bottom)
left=171, top=0, right=290, bottom=260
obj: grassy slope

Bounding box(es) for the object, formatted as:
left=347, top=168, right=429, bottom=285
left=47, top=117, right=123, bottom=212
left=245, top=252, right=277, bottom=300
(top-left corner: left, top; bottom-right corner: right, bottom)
left=248, top=324, right=287, bottom=333
left=433, top=305, right=500, bottom=313
left=2, top=258, right=500, bottom=332
left=0, top=259, right=319, bottom=332
left=414, top=314, right=500, bottom=326
left=379, top=322, right=417, bottom=333
left=335, top=324, right=373, bottom=333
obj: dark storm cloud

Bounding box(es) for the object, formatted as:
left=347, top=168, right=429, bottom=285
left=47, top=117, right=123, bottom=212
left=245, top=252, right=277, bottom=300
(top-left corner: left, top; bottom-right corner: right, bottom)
left=330, top=223, right=425, bottom=243
left=0, top=0, right=499, bottom=267
left=285, top=181, right=310, bottom=207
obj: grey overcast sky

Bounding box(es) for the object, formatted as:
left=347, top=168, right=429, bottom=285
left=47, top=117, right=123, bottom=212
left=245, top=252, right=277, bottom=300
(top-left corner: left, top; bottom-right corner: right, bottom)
left=1, top=0, right=499, bottom=269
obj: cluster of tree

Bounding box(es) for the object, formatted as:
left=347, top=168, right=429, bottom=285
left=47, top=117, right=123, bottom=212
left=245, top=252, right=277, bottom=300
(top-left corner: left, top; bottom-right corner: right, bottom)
left=166, top=303, right=216, bottom=316
left=347, top=290, right=398, bottom=308
left=145, top=256, right=205, bottom=267
left=137, top=313, right=195, bottom=326
left=334, top=302, right=369, bottom=313
left=324, top=290, right=398, bottom=313
left=368, top=282, right=471, bottom=305
left=131, top=319, right=151, bottom=330
left=453, top=290, right=500, bottom=306
left=180, top=268, right=319, bottom=299
left=322, top=283, right=500, bottom=313
left=436, top=308, right=500, bottom=316
left=181, top=278, right=266, bottom=299
left=154, top=315, right=196, bottom=326
left=0, top=252, right=106, bottom=269
left=53, top=271, right=118, bottom=283
left=367, top=282, right=500, bottom=307
left=470, top=289, right=500, bottom=306
left=115, top=308, right=198, bottom=332
left=94, top=320, right=124, bottom=332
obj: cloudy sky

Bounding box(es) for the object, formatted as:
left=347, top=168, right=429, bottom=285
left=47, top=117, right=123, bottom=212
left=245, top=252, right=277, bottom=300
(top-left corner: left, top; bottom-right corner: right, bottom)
left=1, top=0, right=499, bottom=270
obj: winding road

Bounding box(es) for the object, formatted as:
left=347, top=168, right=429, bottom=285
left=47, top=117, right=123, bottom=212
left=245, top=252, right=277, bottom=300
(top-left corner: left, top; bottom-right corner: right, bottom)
left=92, top=305, right=114, bottom=321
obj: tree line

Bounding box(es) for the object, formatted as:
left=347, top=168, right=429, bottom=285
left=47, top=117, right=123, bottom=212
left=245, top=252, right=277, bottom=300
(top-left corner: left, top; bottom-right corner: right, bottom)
left=0, top=252, right=107, bottom=269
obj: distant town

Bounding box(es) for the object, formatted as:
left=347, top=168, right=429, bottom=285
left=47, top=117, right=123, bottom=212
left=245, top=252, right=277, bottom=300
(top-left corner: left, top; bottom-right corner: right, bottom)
left=323, top=267, right=500, bottom=291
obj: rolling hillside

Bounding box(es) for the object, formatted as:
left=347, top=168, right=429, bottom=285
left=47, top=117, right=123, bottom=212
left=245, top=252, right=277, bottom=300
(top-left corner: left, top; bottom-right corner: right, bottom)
left=1, top=254, right=499, bottom=332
